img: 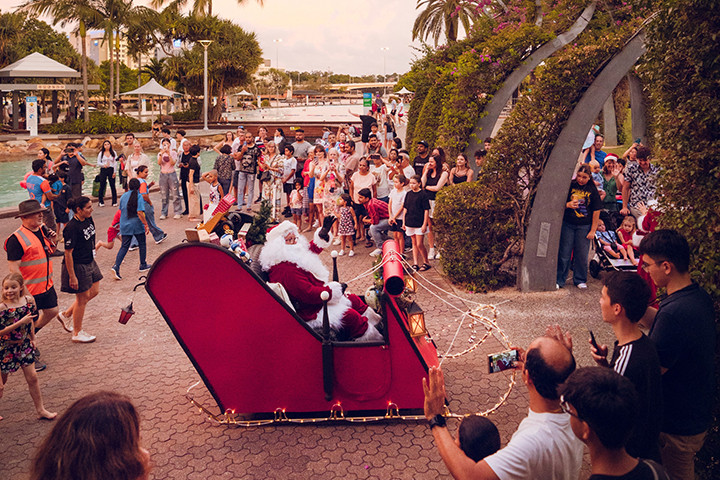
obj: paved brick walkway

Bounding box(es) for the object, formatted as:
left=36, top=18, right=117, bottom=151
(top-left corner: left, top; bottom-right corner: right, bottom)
left=0, top=183, right=607, bottom=479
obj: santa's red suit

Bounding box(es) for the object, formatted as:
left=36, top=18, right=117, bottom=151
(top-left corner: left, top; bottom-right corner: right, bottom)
left=259, top=221, right=382, bottom=341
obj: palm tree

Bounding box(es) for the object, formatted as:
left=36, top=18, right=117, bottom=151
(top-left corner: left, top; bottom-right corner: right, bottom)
left=412, top=0, right=482, bottom=46
left=19, top=0, right=103, bottom=122
left=151, top=0, right=263, bottom=17
left=0, top=11, right=24, bottom=67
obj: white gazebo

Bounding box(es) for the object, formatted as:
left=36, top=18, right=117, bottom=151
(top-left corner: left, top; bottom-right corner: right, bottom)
left=120, top=79, right=180, bottom=120
left=0, top=52, right=100, bottom=128
left=396, top=87, right=414, bottom=95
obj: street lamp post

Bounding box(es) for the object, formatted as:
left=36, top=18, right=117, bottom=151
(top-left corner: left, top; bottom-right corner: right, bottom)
left=380, top=47, right=389, bottom=96
left=273, top=38, right=283, bottom=107
left=199, top=40, right=213, bottom=131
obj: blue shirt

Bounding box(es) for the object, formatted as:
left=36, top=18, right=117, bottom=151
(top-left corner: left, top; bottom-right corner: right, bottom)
left=26, top=174, right=50, bottom=207
left=584, top=149, right=607, bottom=167
left=118, top=191, right=146, bottom=236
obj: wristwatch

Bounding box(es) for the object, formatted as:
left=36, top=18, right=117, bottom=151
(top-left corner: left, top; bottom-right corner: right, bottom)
left=428, top=414, right=446, bottom=430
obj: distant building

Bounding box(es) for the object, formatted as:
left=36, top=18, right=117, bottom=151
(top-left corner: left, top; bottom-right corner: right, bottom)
left=68, top=30, right=153, bottom=69
left=254, top=59, right=285, bottom=80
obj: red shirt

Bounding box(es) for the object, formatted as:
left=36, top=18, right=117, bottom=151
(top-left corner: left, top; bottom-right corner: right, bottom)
left=365, top=198, right=389, bottom=225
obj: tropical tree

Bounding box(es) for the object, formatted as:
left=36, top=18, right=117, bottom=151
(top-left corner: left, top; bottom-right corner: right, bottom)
left=140, top=58, right=167, bottom=83
left=412, top=0, right=483, bottom=46
left=19, top=0, right=103, bottom=122
left=168, top=14, right=262, bottom=121
left=0, top=11, right=24, bottom=67
left=151, top=0, right=263, bottom=17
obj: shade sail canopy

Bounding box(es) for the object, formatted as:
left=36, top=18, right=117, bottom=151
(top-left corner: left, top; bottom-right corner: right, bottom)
left=0, top=52, right=80, bottom=78
left=237, top=89, right=253, bottom=96
left=396, top=87, right=413, bottom=95
left=121, top=79, right=179, bottom=97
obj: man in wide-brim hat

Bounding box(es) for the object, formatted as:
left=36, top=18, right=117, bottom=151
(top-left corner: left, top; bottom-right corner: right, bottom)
left=5, top=200, right=73, bottom=367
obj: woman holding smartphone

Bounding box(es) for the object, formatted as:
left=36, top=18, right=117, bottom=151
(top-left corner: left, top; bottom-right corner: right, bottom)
left=157, top=138, right=182, bottom=219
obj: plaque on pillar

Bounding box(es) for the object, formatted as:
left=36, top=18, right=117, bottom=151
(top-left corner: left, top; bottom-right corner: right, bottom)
left=26, top=96, right=38, bottom=136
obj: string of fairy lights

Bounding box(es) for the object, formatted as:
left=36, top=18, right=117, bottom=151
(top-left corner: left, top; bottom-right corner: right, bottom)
left=184, top=248, right=517, bottom=426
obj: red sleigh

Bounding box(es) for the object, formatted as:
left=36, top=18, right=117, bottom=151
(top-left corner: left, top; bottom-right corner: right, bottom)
left=145, top=241, right=439, bottom=421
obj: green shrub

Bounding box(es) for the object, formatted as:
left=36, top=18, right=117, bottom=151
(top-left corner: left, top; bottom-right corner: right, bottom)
left=434, top=8, right=643, bottom=290
left=638, top=2, right=720, bottom=474
left=170, top=102, right=202, bottom=122
left=261, top=99, right=270, bottom=107
left=45, top=112, right=150, bottom=135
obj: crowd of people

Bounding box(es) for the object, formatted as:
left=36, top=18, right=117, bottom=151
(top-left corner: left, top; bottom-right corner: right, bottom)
left=2, top=113, right=715, bottom=480
left=426, top=229, right=715, bottom=480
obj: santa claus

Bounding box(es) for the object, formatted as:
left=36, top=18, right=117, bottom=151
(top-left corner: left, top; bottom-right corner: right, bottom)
left=259, top=218, right=383, bottom=342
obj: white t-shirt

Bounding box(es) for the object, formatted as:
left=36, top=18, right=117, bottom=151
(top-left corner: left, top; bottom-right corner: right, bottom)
left=370, top=164, right=391, bottom=198
left=231, top=137, right=245, bottom=154
left=484, top=410, right=584, bottom=480
left=388, top=188, right=407, bottom=221
left=283, top=157, right=297, bottom=183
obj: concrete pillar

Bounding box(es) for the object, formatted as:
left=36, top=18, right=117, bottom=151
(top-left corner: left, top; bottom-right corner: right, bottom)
left=628, top=74, right=647, bottom=145
left=52, top=90, right=59, bottom=123
left=12, top=91, right=19, bottom=130
left=602, top=94, right=618, bottom=146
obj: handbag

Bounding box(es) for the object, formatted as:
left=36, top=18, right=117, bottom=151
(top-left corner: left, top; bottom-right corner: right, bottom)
left=260, top=170, right=272, bottom=182
left=91, top=175, right=101, bottom=197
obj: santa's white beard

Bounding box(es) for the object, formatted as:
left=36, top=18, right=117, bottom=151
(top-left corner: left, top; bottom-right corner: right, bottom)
left=259, top=234, right=330, bottom=282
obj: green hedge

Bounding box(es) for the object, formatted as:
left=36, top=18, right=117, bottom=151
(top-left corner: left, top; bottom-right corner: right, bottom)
left=434, top=7, right=644, bottom=290
left=170, top=102, right=202, bottom=122
left=638, top=1, right=720, bottom=474
left=45, top=113, right=149, bottom=135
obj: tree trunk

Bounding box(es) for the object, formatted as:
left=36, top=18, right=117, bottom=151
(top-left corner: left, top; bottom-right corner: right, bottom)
left=108, top=30, right=114, bottom=116
left=116, top=29, right=121, bottom=110
left=80, top=23, right=90, bottom=123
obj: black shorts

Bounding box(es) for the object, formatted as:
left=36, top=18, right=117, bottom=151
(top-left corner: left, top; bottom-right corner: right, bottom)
left=33, top=286, right=58, bottom=311
left=389, top=220, right=404, bottom=232
left=353, top=204, right=367, bottom=219
left=61, top=259, right=103, bottom=294
left=283, top=183, right=294, bottom=195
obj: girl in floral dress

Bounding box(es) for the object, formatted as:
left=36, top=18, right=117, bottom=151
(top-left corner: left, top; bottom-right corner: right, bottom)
left=0, top=273, right=56, bottom=421
left=321, top=148, right=345, bottom=241
left=336, top=194, right=357, bottom=256
left=309, top=146, right=328, bottom=226
left=260, top=141, right=285, bottom=222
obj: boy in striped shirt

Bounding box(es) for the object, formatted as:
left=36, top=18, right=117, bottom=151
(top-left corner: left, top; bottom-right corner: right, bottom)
left=590, top=271, right=663, bottom=463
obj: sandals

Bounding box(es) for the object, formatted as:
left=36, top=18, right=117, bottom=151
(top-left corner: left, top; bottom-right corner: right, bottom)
left=412, top=265, right=420, bottom=272
left=419, top=263, right=431, bottom=272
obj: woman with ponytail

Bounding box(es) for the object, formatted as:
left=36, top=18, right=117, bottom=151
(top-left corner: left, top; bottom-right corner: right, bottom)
left=111, top=179, right=150, bottom=281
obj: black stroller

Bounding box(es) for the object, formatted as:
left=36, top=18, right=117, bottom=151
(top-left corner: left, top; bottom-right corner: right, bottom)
left=589, top=211, right=637, bottom=279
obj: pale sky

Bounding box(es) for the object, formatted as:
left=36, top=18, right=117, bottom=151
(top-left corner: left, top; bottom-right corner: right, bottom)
left=1, top=0, right=429, bottom=76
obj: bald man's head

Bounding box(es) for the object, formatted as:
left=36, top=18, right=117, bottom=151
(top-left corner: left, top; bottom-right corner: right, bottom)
left=524, top=337, right=576, bottom=400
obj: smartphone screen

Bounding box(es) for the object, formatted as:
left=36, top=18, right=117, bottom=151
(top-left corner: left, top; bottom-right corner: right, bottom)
left=488, top=349, right=518, bottom=374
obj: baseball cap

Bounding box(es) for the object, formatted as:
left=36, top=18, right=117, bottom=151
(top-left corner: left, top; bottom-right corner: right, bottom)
left=417, top=140, right=429, bottom=148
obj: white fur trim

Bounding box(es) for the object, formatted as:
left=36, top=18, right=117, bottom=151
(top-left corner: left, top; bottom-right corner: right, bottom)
left=307, top=294, right=352, bottom=332
left=259, top=234, right=330, bottom=282
left=313, top=228, right=332, bottom=249
left=355, top=325, right=384, bottom=342
left=266, top=221, right=300, bottom=245
left=327, top=282, right=344, bottom=305
left=363, top=308, right=382, bottom=327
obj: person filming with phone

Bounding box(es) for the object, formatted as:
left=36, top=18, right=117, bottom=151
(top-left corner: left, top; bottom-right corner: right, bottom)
left=423, top=332, right=583, bottom=480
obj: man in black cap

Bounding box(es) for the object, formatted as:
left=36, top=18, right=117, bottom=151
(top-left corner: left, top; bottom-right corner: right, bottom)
left=414, top=140, right=431, bottom=176
left=5, top=200, right=73, bottom=370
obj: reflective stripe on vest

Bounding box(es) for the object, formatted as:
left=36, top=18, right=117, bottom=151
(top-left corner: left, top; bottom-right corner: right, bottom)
left=9, top=226, right=53, bottom=296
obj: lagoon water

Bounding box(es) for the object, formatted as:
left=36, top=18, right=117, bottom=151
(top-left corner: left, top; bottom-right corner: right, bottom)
left=0, top=103, right=403, bottom=209
left=0, top=150, right=217, bottom=209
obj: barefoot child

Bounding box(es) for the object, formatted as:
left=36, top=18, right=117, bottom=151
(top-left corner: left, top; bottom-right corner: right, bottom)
left=595, top=219, right=629, bottom=261
left=616, top=216, right=639, bottom=265
left=96, top=209, right=122, bottom=251
left=289, top=178, right=304, bottom=230
left=388, top=174, right=408, bottom=252
left=201, top=169, right=223, bottom=223
left=336, top=194, right=357, bottom=257
left=402, top=175, right=431, bottom=271
left=0, top=273, right=56, bottom=421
